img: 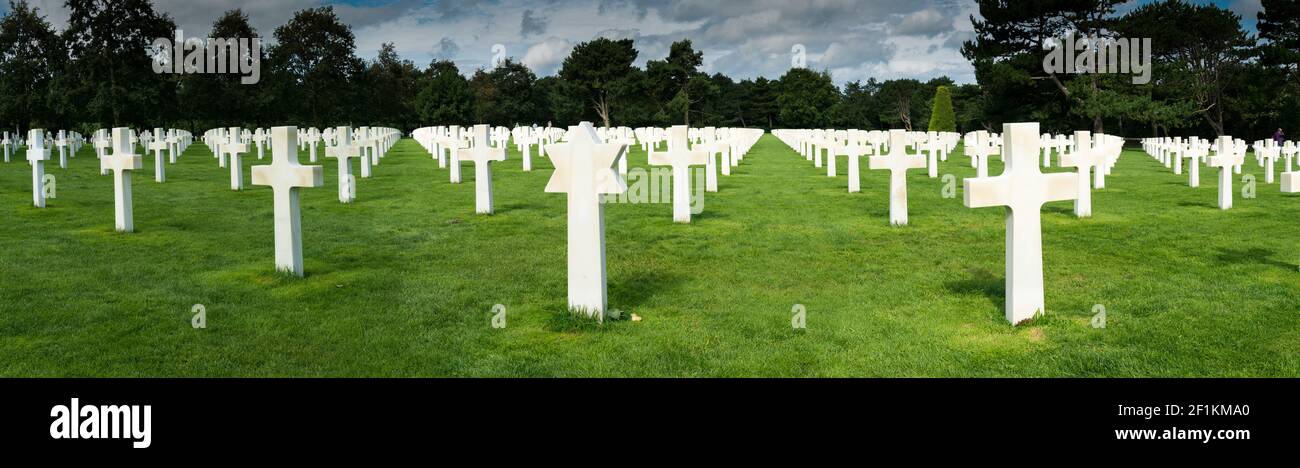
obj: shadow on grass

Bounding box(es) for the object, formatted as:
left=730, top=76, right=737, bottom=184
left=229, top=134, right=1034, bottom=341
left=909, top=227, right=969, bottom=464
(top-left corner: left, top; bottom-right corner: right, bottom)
left=1214, top=247, right=1295, bottom=270
left=1042, top=203, right=1081, bottom=217
left=542, top=304, right=623, bottom=333
left=1177, top=200, right=1216, bottom=210
left=610, top=270, right=686, bottom=309
left=945, top=267, right=1006, bottom=316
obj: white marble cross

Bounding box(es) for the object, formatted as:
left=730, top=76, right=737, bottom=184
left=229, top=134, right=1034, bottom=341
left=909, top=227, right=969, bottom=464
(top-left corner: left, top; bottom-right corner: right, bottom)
left=1257, top=141, right=1279, bottom=184
left=166, top=129, right=180, bottom=163
left=1059, top=131, right=1105, bottom=218
left=966, top=131, right=992, bottom=178
left=26, top=130, right=51, bottom=208
left=545, top=121, right=627, bottom=320
left=869, top=129, right=927, bottom=226
left=839, top=130, right=869, bottom=193
left=251, top=126, right=324, bottom=276
left=649, top=125, right=708, bottom=223
left=714, top=128, right=733, bottom=176
left=101, top=128, right=143, bottom=232
left=356, top=127, right=374, bottom=178
left=964, top=122, right=1078, bottom=325
left=304, top=128, right=321, bottom=163
left=148, top=127, right=169, bottom=182
left=824, top=130, right=842, bottom=177
left=253, top=128, right=267, bottom=160
left=54, top=130, right=69, bottom=169
left=463, top=124, right=507, bottom=214
left=1171, top=138, right=1185, bottom=175
left=518, top=126, right=534, bottom=171
left=1185, top=137, right=1203, bottom=188
left=448, top=126, right=466, bottom=184
left=1208, top=136, right=1240, bottom=209
left=215, top=128, right=229, bottom=168
left=922, top=132, right=942, bottom=178
left=702, top=128, right=720, bottom=191
left=224, top=128, right=249, bottom=191
left=325, top=126, right=360, bottom=203
left=1282, top=142, right=1300, bottom=193
left=1282, top=141, right=1297, bottom=173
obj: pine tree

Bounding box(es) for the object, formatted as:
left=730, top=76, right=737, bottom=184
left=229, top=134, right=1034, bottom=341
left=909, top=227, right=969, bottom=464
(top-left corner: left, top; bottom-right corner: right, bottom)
left=928, top=85, right=956, bottom=132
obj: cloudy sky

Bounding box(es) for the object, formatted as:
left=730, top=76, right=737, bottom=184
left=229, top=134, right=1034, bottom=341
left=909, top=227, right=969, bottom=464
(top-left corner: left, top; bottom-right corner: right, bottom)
left=7, top=0, right=1267, bottom=85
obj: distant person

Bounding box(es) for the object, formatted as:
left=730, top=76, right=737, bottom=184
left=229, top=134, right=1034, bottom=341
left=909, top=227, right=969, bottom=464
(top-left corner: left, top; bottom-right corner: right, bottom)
left=1274, top=128, right=1285, bottom=144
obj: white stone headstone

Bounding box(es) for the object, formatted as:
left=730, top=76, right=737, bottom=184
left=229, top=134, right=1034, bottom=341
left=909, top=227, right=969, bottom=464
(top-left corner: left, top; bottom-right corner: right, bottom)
left=1059, top=131, right=1105, bottom=218
left=1208, top=136, right=1240, bottom=209
left=251, top=126, right=324, bottom=276
left=462, top=124, right=507, bottom=214
left=54, top=130, right=68, bottom=169
left=964, top=122, right=1078, bottom=325
left=838, top=130, right=870, bottom=193
left=101, top=128, right=143, bottom=232
left=545, top=121, right=626, bottom=320
left=26, top=130, right=51, bottom=208
left=325, top=126, right=360, bottom=203
left=224, top=128, right=248, bottom=191
left=868, top=129, right=927, bottom=226
left=448, top=126, right=466, bottom=184
left=148, top=127, right=169, bottom=182
left=649, top=125, right=708, bottom=223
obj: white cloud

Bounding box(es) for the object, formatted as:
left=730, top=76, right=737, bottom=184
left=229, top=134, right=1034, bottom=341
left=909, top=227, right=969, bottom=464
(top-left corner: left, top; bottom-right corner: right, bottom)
left=9, top=0, right=987, bottom=84
left=522, top=37, right=575, bottom=75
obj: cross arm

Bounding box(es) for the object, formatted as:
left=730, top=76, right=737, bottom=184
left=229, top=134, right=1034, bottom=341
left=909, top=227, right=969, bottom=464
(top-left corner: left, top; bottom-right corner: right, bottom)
left=963, top=176, right=1011, bottom=209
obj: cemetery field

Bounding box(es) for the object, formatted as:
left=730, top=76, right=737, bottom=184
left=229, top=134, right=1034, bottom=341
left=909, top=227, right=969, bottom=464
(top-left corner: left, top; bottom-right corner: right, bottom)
left=1, top=134, right=1297, bottom=377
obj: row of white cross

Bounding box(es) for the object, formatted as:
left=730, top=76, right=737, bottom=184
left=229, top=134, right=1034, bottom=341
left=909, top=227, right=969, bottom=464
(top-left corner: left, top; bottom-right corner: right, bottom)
left=200, top=126, right=400, bottom=200
left=9, top=121, right=1150, bottom=327
left=19, top=127, right=194, bottom=213
left=774, top=124, right=1123, bottom=325
left=408, top=122, right=761, bottom=318
left=410, top=123, right=762, bottom=221
left=1138, top=135, right=1271, bottom=209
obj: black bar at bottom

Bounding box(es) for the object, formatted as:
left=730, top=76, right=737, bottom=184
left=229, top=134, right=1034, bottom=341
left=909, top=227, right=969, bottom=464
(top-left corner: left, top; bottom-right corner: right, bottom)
left=0, top=378, right=1291, bottom=453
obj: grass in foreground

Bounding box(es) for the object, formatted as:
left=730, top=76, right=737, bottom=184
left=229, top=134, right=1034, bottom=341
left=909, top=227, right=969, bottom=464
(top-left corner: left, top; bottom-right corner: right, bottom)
left=0, top=133, right=1297, bottom=377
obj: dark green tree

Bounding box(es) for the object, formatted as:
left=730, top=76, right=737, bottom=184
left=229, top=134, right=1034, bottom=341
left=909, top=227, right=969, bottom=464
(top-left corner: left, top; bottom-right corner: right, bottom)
left=62, top=0, right=176, bottom=128
left=1119, top=0, right=1254, bottom=136
left=0, top=1, right=64, bottom=130
left=470, top=58, right=537, bottom=127
left=557, top=38, right=637, bottom=127
left=266, top=6, right=360, bottom=128
left=646, top=40, right=705, bottom=125
left=177, top=9, right=260, bottom=129
left=962, top=0, right=1127, bottom=133
left=775, top=68, right=838, bottom=128
left=414, top=59, right=472, bottom=125
left=1258, top=0, right=1300, bottom=83
left=928, top=85, right=957, bottom=132
left=876, top=79, right=926, bottom=130
left=361, top=42, right=421, bottom=130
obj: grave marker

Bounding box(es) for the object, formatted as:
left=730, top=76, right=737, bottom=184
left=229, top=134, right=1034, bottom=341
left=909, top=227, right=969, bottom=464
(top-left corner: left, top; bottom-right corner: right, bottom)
left=148, top=127, right=169, bottom=182
left=26, top=130, right=51, bottom=208
left=251, top=126, right=324, bottom=276
left=224, top=128, right=248, bottom=190
left=544, top=122, right=626, bottom=319
left=649, top=125, right=708, bottom=223
left=964, top=122, right=1078, bottom=325
left=101, top=128, right=143, bottom=232
left=325, top=126, right=360, bottom=203
left=462, top=124, right=507, bottom=214
left=868, top=129, right=927, bottom=226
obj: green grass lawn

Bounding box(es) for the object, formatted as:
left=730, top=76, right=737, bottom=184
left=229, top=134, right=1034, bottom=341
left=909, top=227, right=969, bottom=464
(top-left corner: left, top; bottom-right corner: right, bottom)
left=1, top=133, right=1297, bottom=377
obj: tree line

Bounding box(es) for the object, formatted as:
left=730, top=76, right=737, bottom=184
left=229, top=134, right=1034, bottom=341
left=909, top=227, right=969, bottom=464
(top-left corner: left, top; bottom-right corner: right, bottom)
left=0, top=0, right=1296, bottom=139
left=964, top=0, right=1299, bottom=138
